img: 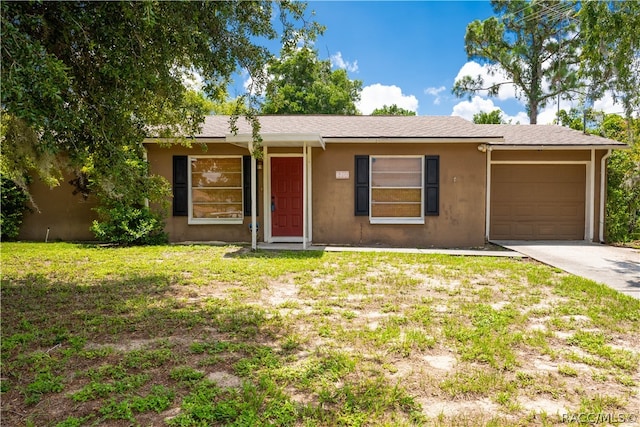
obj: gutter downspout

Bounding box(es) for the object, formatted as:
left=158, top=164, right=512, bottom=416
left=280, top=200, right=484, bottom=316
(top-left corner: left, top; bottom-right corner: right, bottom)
left=589, top=149, right=596, bottom=241
left=599, top=149, right=612, bottom=243
left=249, top=140, right=257, bottom=251
left=143, top=146, right=150, bottom=208
left=303, top=141, right=308, bottom=250
left=484, top=145, right=492, bottom=242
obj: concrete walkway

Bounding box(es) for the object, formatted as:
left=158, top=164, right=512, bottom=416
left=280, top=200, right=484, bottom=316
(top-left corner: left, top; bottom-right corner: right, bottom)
left=494, top=241, right=640, bottom=299
left=256, top=243, right=522, bottom=257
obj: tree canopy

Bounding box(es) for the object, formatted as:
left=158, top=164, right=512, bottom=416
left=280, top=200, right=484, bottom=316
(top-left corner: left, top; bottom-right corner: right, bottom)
left=453, top=0, right=581, bottom=124
left=261, top=47, right=362, bottom=114
left=1, top=1, right=317, bottom=241
left=557, top=109, right=640, bottom=242
left=1, top=1, right=315, bottom=200
left=601, top=116, right=639, bottom=243
left=578, top=1, right=640, bottom=122
left=371, top=104, right=416, bottom=116
left=454, top=1, right=640, bottom=125
left=473, top=110, right=504, bottom=124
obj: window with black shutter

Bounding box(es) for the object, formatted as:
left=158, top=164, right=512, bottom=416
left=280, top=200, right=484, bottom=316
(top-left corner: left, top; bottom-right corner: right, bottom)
left=369, top=156, right=423, bottom=223
left=243, top=155, right=258, bottom=216
left=424, top=155, right=439, bottom=216
left=173, top=156, right=188, bottom=216
left=354, top=155, right=369, bottom=216
left=355, top=154, right=439, bottom=223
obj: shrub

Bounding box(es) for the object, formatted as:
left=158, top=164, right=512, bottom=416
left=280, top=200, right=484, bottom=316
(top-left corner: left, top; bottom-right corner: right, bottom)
left=91, top=203, right=167, bottom=245
left=1, top=176, right=29, bottom=241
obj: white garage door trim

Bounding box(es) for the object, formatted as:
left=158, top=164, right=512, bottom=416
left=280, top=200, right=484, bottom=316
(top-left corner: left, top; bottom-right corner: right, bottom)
left=485, top=148, right=596, bottom=241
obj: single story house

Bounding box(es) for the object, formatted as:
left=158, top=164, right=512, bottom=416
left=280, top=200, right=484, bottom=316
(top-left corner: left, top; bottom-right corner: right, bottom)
left=19, top=115, right=627, bottom=248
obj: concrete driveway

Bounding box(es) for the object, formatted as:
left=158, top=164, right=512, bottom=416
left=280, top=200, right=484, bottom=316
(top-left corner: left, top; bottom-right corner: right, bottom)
left=494, top=241, right=640, bottom=299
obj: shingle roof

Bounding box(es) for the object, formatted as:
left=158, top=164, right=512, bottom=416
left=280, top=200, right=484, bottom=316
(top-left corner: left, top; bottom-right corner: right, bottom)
left=199, top=115, right=499, bottom=139
left=189, top=115, right=627, bottom=147
left=477, top=124, right=627, bottom=147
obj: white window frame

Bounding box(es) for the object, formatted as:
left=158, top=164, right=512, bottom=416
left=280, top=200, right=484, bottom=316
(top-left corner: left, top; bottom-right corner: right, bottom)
left=188, top=155, right=244, bottom=225
left=369, top=155, right=425, bottom=225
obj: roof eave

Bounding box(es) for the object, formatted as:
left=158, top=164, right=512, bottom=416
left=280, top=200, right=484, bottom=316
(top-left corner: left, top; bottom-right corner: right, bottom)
left=324, top=136, right=505, bottom=143
left=487, top=144, right=629, bottom=150
left=226, top=133, right=325, bottom=150
left=143, top=137, right=226, bottom=144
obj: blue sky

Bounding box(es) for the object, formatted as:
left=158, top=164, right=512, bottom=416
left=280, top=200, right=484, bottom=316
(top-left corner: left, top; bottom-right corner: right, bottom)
left=229, top=1, right=620, bottom=123
left=308, top=1, right=501, bottom=116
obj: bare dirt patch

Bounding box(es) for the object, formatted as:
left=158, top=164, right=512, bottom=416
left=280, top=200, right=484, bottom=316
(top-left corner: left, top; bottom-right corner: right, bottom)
left=206, top=371, right=242, bottom=389
left=423, top=354, right=457, bottom=371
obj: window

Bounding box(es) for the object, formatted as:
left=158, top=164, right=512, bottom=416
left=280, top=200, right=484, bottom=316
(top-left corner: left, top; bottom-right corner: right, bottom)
left=370, top=156, right=424, bottom=224
left=189, top=156, right=243, bottom=224
left=354, top=155, right=439, bottom=223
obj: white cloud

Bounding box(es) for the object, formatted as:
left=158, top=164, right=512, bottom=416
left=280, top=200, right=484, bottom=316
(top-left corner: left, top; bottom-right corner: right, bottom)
left=242, top=66, right=271, bottom=96
left=181, top=68, right=205, bottom=92
left=535, top=92, right=625, bottom=125
left=451, top=96, right=497, bottom=121
left=424, top=86, right=446, bottom=105
left=330, top=52, right=359, bottom=73
left=452, top=55, right=634, bottom=125
left=425, top=86, right=446, bottom=96
left=451, top=96, right=528, bottom=124
left=455, top=92, right=626, bottom=126
left=537, top=98, right=573, bottom=125
left=593, top=92, right=626, bottom=115
left=453, top=61, right=631, bottom=124
left=357, top=83, right=419, bottom=115
left=242, top=70, right=253, bottom=91
left=454, top=61, right=518, bottom=101
left=506, top=111, right=530, bottom=124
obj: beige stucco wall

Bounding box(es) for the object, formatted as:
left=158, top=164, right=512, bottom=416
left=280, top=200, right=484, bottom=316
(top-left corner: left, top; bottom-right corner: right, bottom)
left=491, top=149, right=592, bottom=162
left=18, top=176, right=98, bottom=241
left=147, top=142, right=487, bottom=247
left=312, top=143, right=487, bottom=248
left=16, top=144, right=610, bottom=246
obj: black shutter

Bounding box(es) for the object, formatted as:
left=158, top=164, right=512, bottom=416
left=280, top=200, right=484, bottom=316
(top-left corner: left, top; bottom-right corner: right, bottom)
left=243, top=155, right=258, bottom=216
left=425, top=155, right=439, bottom=216
left=173, top=156, right=188, bottom=216
left=354, top=155, right=369, bottom=216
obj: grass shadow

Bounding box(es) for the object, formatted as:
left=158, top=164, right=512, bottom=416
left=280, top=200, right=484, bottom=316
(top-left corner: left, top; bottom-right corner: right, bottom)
left=1, top=272, right=290, bottom=426
left=223, top=247, right=325, bottom=260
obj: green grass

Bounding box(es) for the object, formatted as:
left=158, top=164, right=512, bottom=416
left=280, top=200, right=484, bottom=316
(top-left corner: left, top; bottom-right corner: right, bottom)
left=2, top=242, right=639, bottom=426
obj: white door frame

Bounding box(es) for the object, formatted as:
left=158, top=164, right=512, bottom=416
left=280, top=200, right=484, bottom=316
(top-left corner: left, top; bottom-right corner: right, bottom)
left=263, top=146, right=313, bottom=247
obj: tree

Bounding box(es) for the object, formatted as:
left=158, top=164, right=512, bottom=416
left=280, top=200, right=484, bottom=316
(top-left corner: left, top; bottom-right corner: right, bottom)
left=371, top=104, right=416, bottom=116
left=473, top=109, right=504, bottom=124
left=453, top=0, right=581, bottom=124
left=578, top=1, right=640, bottom=125
left=557, top=110, right=640, bottom=242
left=261, top=47, right=362, bottom=114
left=0, top=176, right=29, bottom=241
left=210, top=96, right=249, bottom=116
left=555, top=107, right=601, bottom=131
left=601, top=115, right=640, bottom=243
left=1, top=1, right=316, bottom=242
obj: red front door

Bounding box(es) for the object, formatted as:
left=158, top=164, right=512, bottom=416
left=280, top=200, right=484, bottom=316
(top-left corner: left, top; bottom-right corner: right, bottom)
left=271, top=157, right=303, bottom=237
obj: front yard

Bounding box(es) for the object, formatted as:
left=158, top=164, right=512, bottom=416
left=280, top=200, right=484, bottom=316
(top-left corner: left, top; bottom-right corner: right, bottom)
left=1, top=243, right=638, bottom=426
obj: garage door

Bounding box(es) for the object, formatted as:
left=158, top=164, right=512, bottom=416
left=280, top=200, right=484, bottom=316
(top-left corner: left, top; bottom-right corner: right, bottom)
left=490, top=164, right=585, bottom=240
